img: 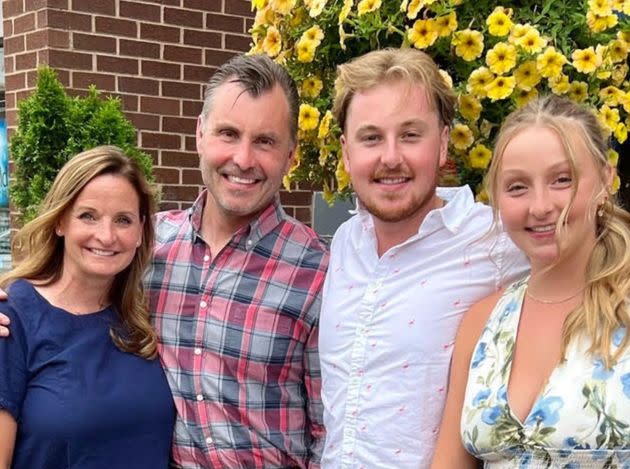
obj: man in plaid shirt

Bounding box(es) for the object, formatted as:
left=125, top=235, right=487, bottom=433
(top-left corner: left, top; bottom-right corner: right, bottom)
left=146, top=54, right=328, bottom=468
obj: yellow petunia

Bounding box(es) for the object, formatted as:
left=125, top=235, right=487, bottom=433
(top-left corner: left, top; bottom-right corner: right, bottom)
left=514, top=87, right=538, bottom=108
left=282, top=146, right=302, bottom=191
left=588, top=0, right=613, bottom=16
left=611, top=174, right=621, bottom=194
left=434, top=11, right=457, bottom=37
left=586, top=11, right=618, bottom=32
left=518, top=28, right=547, bottom=54
left=612, top=63, right=629, bottom=85
left=486, top=7, right=512, bottom=37
left=407, top=0, right=424, bottom=19
left=549, top=74, right=570, bottom=95
left=262, top=26, right=282, bottom=57
left=608, top=148, right=620, bottom=166
left=485, top=75, right=516, bottom=101
left=298, top=103, right=320, bottom=131
left=622, top=92, right=630, bottom=113
left=452, top=29, right=484, bottom=62
left=339, top=0, right=353, bottom=23
left=270, top=0, right=296, bottom=15
left=408, top=19, right=438, bottom=50
left=572, top=47, right=601, bottom=74
left=486, top=42, right=517, bottom=74
left=467, top=67, right=495, bottom=98
left=357, top=0, right=381, bottom=16
left=309, top=0, right=327, bottom=17
left=468, top=143, right=492, bottom=169
left=608, top=39, right=629, bottom=63
left=514, top=60, right=541, bottom=91
left=301, top=76, right=323, bottom=98
left=338, top=24, right=349, bottom=50
left=508, top=23, right=532, bottom=44
left=598, top=104, right=620, bottom=132
left=450, top=124, right=474, bottom=150
left=318, top=110, right=333, bottom=139
left=599, top=86, right=623, bottom=106
left=302, top=25, right=324, bottom=45
left=335, top=157, right=351, bottom=192
left=537, top=47, right=567, bottom=78
left=568, top=81, right=588, bottom=102
left=615, top=122, right=628, bottom=143
left=458, top=94, right=482, bottom=122
left=252, top=0, right=269, bottom=9
left=296, top=38, right=317, bottom=62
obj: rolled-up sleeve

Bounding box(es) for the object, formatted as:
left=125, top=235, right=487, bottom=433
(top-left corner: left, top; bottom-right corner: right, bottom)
left=0, top=305, right=28, bottom=421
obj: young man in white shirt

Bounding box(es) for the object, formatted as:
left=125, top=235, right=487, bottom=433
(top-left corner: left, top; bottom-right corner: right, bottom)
left=319, top=48, right=529, bottom=468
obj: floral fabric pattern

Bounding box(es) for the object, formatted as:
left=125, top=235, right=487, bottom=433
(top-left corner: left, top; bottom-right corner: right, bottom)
left=461, top=278, right=630, bottom=468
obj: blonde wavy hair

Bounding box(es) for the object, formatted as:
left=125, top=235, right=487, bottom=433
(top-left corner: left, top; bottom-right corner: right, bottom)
left=485, top=95, right=630, bottom=367
left=2, top=145, right=158, bottom=359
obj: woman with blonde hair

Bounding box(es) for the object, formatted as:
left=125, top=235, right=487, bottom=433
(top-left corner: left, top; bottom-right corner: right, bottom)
left=432, top=95, right=630, bottom=467
left=0, top=146, right=174, bottom=468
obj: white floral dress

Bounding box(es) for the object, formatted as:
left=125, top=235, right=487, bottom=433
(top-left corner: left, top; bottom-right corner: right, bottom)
left=461, top=278, right=630, bottom=468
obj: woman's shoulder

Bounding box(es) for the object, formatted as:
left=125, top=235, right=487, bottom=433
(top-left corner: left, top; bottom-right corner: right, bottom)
left=1, top=279, right=46, bottom=322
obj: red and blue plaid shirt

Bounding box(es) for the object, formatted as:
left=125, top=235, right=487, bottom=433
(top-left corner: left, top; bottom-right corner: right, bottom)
left=147, top=191, right=329, bottom=469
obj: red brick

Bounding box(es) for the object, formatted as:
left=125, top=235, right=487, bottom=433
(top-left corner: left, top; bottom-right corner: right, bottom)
left=225, top=0, right=254, bottom=16
left=107, top=93, right=139, bottom=112
left=142, top=132, right=181, bottom=149
left=72, top=0, right=116, bottom=15
left=120, top=1, right=161, bottom=22
left=158, top=201, right=180, bottom=211
left=163, top=45, right=202, bottom=64
left=162, top=184, right=200, bottom=202
left=73, top=71, right=115, bottom=90
left=41, top=10, right=91, bottom=31
left=185, top=135, right=197, bottom=151
left=26, top=70, right=38, bottom=87
left=141, top=0, right=179, bottom=5
left=294, top=207, right=312, bottom=224
left=141, top=96, right=181, bottom=115
left=142, top=60, right=181, bottom=79
left=15, top=51, right=37, bottom=70
left=161, top=150, right=199, bottom=167
left=205, top=49, right=237, bottom=67
left=126, top=112, right=160, bottom=131
left=154, top=167, right=180, bottom=184
left=118, top=76, right=160, bottom=95
left=280, top=191, right=313, bottom=206
left=183, top=29, right=221, bottom=48
left=225, top=34, right=252, bottom=52
left=25, top=30, right=46, bottom=50
left=4, top=35, right=25, bottom=55
left=14, top=12, right=36, bottom=33
left=4, top=0, right=24, bottom=18
left=162, top=81, right=202, bottom=100
left=245, top=18, right=255, bottom=31
left=183, top=0, right=221, bottom=11
left=140, top=23, right=180, bottom=43
left=120, top=39, right=160, bottom=59
left=5, top=73, right=26, bottom=91
left=74, top=33, right=117, bottom=53
left=5, top=56, right=15, bottom=74
left=182, top=168, right=202, bottom=185
left=183, top=100, right=203, bottom=117
left=97, top=55, right=139, bottom=74
left=5, top=92, right=16, bottom=110
left=206, top=13, right=244, bottom=33
left=46, top=50, right=92, bottom=70
left=163, top=116, right=196, bottom=133
left=164, top=7, right=203, bottom=28
left=95, top=17, right=137, bottom=38
left=183, top=64, right=214, bottom=83
left=4, top=20, right=13, bottom=37
left=25, top=29, right=69, bottom=51
left=48, top=29, right=71, bottom=48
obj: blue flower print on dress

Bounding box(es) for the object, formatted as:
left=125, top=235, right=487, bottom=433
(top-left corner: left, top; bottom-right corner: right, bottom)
left=482, top=405, right=502, bottom=425
left=497, top=384, right=507, bottom=403
left=524, top=396, right=564, bottom=426
left=592, top=358, right=614, bottom=380
left=613, top=326, right=627, bottom=348
left=472, top=342, right=487, bottom=369
left=473, top=388, right=491, bottom=406
left=519, top=453, right=532, bottom=468
left=622, top=373, right=630, bottom=399
left=562, top=463, right=580, bottom=469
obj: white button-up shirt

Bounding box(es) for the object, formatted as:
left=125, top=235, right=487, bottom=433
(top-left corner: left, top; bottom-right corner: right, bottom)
left=320, top=186, right=529, bottom=469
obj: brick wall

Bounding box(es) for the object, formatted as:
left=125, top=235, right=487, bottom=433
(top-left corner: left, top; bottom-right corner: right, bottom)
left=2, top=0, right=314, bottom=224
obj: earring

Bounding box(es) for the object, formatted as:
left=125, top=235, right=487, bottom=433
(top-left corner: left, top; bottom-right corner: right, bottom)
left=55, top=229, right=63, bottom=236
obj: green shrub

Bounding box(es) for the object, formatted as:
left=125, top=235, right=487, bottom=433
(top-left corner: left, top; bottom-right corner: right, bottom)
left=10, top=67, right=155, bottom=223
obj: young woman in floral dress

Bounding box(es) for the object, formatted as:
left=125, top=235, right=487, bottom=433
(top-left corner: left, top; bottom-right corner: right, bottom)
left=432, top=95, right=630, bottom=468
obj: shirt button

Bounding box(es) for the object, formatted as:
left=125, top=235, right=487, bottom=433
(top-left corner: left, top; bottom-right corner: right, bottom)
left=196, top=394, right=203, bottom=401
left=194, top=348, right=202, bottom=355
left=200, top=300, right=207, bottom=308
left=203, top=254, right=210, bottom=262
left=247, top=239, right=253, bottom=246
left=205, top=436, right=213, bottom=445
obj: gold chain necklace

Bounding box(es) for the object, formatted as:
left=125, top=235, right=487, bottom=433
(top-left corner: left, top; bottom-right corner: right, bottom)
left=526, top=287, right=584, bottom=305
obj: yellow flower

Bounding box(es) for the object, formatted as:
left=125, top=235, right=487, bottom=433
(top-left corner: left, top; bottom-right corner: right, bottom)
left=568, top=81, right=588, bottom=102
left=338, top=24, right=349, bottom=50
left=586, top=11, right=618, bottom=32
left=514, top=61, right=541, bottom=90
left=452, top=29, right=484, bottom=61
left=518, top=28, right=547, bottom=54
left=467, top=67, right=495, bottom=98
left=408, top=19, right=438, bottom=50
left=572, top=47, right=601, bottom=74
left=588, top=0, right=613, bottom=16
left=299, top=103, right=320, bottom=131
left=339, top=0, right=353, bottom=23
left=357, top=0, right=381, bottom=16
left=302, top=25, right=324, bottom=45
left=508, top=23, right=531, bottom=44
left=458, top=94, right=482, bottom=121
left=434, top=11, right=457, bottom=37
left=400, top=0, right=409, bottom=12
left=450, top=124, right=474, bottom=150
left=608, top=39, right=629, bottom=63
left=282, top=146, right=302, bottom=191
left=486, top=75, right=515, bottom=101
left=611, top=174, right=621, bottom=194
left=270, top=0, right=296, bottom=15
left=615, top=122, right=628, bottom=143
left=407, top=0, right=424, bottom=19
left=537, top=47, right=566, bottom=78
left=612, top=63, right=629, bottom=85
left=598, top=104, right=620, bottom=132
left=514, top=87, right=538, bottom=107
left=599, top=86, right=623, bottom=106
left=486, top=42, right=517, bottom=74
left=309, top=0, right=327, bottom=17
left=296, top=38, right=317, bottom=62
left=335, top=157, right=350, bottom=191
left=301, top=76, right=323, bottom=98
left=486, top=7, right=512, bottom=37
left=549, top=74, right=570, bottom=95
left=608, top=148, right=620, bottom=166
left=318, top=110, right=333, bottom=139
left=262, top=26, right=282, bottom=57
left=252, top=0, right=269, bottom=9
left=623, top=92, right=630, bottom=113
left=469, top=143, right=492, bottom=169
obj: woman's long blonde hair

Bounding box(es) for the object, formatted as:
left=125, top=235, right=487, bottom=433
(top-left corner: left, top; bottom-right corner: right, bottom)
left=485, top=95, right=630, bottom=367
left=2, top=145, right=158, bottom=359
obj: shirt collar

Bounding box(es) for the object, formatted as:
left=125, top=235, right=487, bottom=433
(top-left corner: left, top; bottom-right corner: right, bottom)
left=189, top=190, right=287, bottom=250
